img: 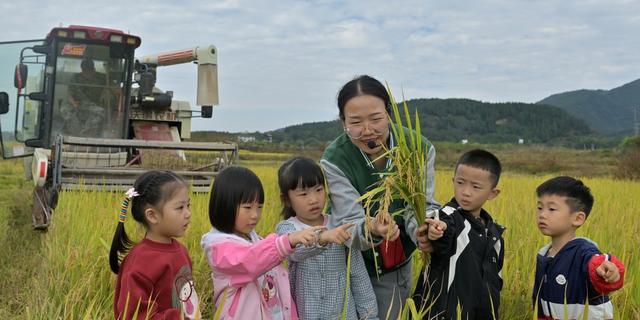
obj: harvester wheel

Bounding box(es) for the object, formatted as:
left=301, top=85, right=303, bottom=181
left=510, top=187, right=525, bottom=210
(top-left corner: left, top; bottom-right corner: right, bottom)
left=32, top=186, right=53, bottom=230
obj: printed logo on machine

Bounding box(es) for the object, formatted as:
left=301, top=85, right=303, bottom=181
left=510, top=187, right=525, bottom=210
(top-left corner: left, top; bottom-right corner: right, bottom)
left=61, top=44, right=86, bottom=56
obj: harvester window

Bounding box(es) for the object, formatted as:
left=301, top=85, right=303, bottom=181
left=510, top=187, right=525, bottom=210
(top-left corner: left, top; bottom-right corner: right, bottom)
left=68, top=58, right=107, bottom=107
left=52, top=42, right=129, bottom=139
left=0, top=40, right=45, bottom=159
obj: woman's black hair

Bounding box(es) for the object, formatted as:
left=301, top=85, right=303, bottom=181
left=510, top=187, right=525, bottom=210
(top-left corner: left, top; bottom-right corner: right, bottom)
left=337, top=75, right=391, bottom=120
left=208, top=166, right=265, bottom=233
left=109, top=170, right=187, bottom=274
left=278, top=157, right=325, bottom=219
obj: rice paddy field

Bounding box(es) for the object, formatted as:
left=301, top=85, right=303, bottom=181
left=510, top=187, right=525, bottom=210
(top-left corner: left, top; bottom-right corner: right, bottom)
left=0, top=153, right=638, bottom=319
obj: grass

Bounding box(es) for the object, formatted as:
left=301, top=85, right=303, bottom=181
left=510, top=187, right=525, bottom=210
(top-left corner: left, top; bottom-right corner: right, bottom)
left=0, top=155, right=638, bottom=319
left=0, top=159, right=47, bottom=318
left=432, top=141, right=618, bottom=178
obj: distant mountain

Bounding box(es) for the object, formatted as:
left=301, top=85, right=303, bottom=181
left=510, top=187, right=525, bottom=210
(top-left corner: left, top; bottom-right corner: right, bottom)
left=194, top=98, right=602, bottom=147
left=268, top=121, right=342, bottom=145
left=265, top=98, right=594, bottom=146
left=537, top=79, right=640, bottom=136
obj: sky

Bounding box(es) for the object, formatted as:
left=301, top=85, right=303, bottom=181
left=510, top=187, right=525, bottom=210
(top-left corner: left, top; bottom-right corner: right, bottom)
left=2, top=0, right=639, bottom=132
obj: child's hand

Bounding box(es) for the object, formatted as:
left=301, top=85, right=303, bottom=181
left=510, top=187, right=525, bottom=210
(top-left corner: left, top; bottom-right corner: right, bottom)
left=370, top=219, right=400, bottom=241
left=289, top=226, right=326, bottom=247
left=597, top=260, right=621, bottom=283
left=320, top=223, right=354, bottom=245
left=425, top=218, right=447, bottom=241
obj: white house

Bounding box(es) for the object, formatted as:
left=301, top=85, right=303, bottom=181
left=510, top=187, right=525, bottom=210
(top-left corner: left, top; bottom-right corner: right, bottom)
left=238, top=135, right=256, bottom=143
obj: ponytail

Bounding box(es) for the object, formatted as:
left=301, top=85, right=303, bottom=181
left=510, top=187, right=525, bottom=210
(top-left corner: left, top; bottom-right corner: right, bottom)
left=109, top=188, right=138, bottom=274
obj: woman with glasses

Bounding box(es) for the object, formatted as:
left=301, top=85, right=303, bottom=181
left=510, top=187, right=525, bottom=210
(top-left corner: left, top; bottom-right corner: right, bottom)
left=320, top=75, right=439, bottom=317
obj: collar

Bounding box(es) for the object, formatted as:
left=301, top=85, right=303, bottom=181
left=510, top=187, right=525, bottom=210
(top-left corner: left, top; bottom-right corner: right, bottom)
left=200, top=227, right=261, bottom=247
left=537, top=237, right=598, bottom=256
left=140, top=237, right=181, bottom=252
left=287, top=215, right=328, bottom=230
left=446, top=197, right=504, bottom=232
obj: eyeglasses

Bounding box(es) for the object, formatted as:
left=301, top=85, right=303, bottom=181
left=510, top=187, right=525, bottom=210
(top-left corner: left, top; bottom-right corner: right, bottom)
left=344, top=118, right=387, bottom=140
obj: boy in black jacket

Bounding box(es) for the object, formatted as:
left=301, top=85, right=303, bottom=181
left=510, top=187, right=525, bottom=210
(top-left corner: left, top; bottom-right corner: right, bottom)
left=416, top=149, right=504, bottom=320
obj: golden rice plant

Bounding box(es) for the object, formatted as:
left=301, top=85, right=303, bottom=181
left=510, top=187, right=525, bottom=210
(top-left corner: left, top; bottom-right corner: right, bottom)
left=357, top=88, right=430, bottom=279
left=358, top=88, right=430, bottom=243
left=1, top=156, right=639, bottom=319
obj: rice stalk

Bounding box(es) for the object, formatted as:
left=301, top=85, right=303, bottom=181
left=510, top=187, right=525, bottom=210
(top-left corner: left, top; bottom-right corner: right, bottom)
left=357, top=87, right=430, bottom=253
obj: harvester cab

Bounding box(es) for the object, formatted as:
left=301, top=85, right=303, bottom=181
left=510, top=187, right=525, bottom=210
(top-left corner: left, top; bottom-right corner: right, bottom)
left=0, top=26, right=238, bottom=229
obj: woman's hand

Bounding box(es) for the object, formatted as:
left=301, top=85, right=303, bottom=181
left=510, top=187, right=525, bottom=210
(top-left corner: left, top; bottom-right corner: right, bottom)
left=320, top=223, right=354, bottom=245
left=370, top=218, right=400, bottom=241
left=289, top=226, right=326, bottom=247
left=416, top=224, right=433, bottom=253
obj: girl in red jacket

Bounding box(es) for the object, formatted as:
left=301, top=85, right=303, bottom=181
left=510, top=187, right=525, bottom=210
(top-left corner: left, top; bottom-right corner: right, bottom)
left=109, top=170, right=200, bottom=320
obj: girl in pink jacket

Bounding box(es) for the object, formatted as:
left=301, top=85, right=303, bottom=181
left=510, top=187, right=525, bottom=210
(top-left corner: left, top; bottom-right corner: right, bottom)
left=201, top=166, right=323, bottom=319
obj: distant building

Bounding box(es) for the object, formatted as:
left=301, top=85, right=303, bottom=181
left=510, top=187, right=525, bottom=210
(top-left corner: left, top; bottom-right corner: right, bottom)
left=518, top=138, right=524, bottom=144
left=461, top=139, right=468, bottom=145
left=238, top=135, right=256, bottom=143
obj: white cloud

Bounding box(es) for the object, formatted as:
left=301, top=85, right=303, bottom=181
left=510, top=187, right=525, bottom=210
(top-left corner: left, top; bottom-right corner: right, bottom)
left=1, top=0, right=639, bottom=131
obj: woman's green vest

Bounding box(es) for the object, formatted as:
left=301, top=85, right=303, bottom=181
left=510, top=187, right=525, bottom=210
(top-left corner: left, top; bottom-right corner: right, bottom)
left=322, top=127, right=431, bottom=276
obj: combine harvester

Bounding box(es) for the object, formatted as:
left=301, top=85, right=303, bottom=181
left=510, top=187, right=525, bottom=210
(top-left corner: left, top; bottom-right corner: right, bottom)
left=0, top=25, right=238, bottom=229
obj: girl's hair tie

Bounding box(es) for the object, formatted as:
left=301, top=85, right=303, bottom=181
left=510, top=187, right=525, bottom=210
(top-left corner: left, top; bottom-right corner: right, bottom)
left=119, top=188, right=140, bottom=223
left=125, top=188, right=140, bottom=199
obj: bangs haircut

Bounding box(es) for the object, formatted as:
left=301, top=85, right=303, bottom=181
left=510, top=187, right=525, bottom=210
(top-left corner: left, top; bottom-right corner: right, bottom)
left=536, top=176, right=594, bottom=217
left=279, top=157, right=324, bottom=192
left=208, top=166, right=264, bottom=233
left=278, top=157, right=325, bottom=219
left=455, top=149, right=502, bottom=187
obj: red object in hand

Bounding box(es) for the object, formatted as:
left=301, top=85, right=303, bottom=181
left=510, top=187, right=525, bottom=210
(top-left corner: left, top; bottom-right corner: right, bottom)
left=379, top=237, right=406, bottom=269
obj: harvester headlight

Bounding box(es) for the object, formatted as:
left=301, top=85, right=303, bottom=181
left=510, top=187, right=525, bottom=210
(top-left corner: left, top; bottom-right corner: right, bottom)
left=126, top=37, right=137, bottom=45
left=110, top=35, right=123, bottom=43
left=57, top=30, right=68, bottom=37
left=73, top=31, right=86, bottom=39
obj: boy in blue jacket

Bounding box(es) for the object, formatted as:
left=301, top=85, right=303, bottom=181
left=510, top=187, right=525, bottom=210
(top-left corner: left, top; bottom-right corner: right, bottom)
left=533, top=176, right=624, bottom=320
